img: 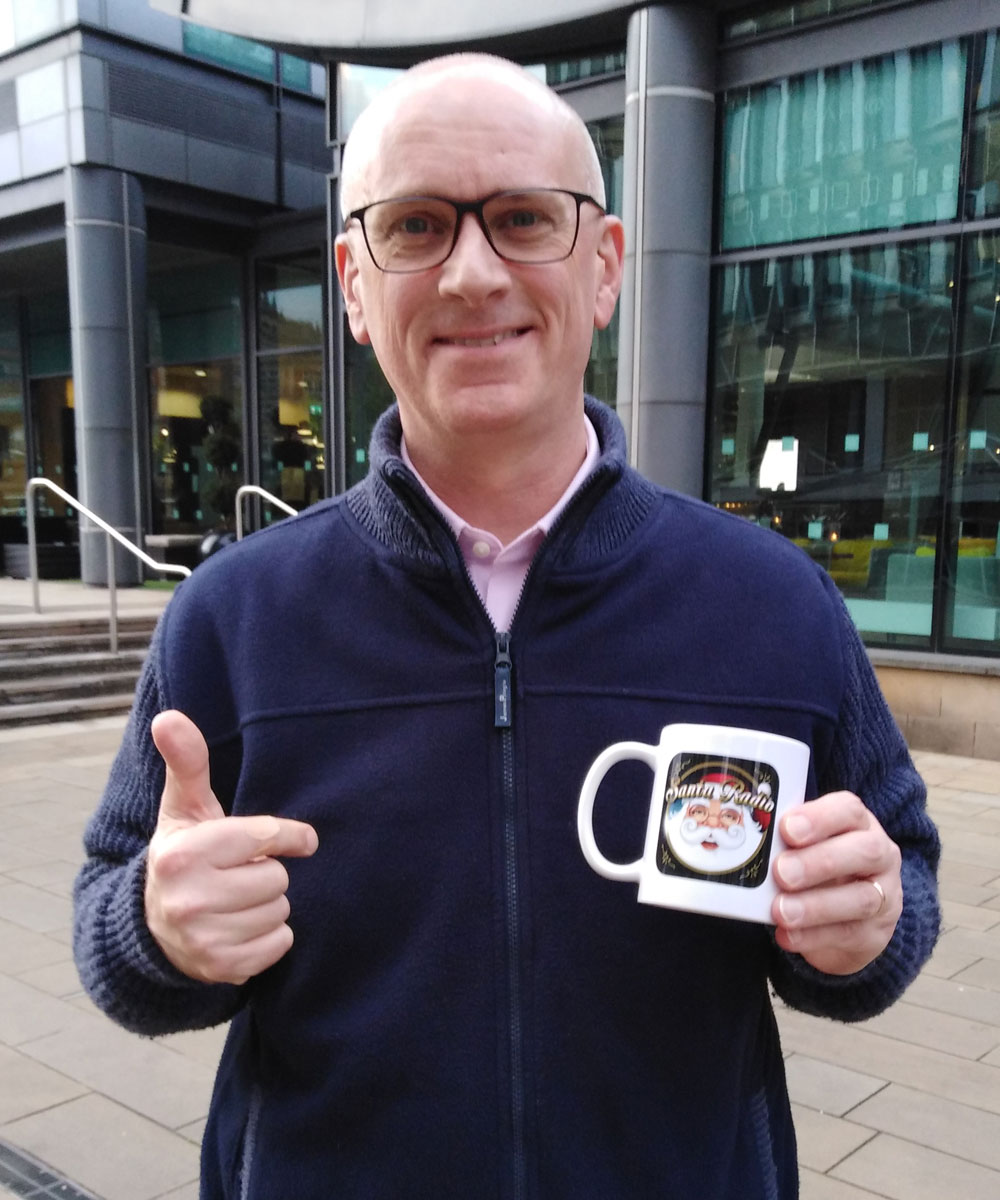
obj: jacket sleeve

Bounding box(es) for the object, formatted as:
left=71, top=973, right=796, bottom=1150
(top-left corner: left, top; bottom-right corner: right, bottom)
left=72, top=614, right=246, bottom=1036
left=768, top=590, right=942, bottom=1021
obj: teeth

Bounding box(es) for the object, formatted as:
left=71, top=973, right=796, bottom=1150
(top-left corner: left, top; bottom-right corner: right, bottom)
left=447, top=330, right=519, bottom=347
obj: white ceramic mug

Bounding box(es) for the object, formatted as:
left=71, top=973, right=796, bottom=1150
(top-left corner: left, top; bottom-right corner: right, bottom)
left=577, top=724, right=810, bottom=924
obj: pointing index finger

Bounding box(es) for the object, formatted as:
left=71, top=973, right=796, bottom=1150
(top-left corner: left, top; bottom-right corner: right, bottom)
left=199, top=815, right=320, bottom=869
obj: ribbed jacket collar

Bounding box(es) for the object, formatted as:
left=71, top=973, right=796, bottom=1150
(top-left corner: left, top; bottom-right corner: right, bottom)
left=346, top=396, right=659, bottom=566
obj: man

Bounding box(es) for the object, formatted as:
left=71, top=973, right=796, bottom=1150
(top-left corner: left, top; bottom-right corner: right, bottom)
left=74, top=54, right=940, bottom=1200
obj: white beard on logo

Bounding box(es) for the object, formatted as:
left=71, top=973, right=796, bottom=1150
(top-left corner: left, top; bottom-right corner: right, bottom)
left=667, top=810, right=762, bottom=875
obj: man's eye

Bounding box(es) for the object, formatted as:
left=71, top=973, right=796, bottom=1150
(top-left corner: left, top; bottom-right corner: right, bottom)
left=401, top=215, right=432, bottom=235
left=497, top=208, right=550, bottom=233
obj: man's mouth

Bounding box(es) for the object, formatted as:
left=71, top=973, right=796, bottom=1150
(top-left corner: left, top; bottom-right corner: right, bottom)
left=700, top=841, right=719, bottom=851
left=437, top=328, right=526, bottom=347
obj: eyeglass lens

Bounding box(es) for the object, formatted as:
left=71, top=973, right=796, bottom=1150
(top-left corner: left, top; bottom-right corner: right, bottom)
left=361, top=190, right=582, bottom=271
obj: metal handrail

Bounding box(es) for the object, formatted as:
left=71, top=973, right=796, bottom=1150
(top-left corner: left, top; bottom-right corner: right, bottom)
left=235, top=485, right=297, bottom=541
left=26, top=477, right=191, bottom=654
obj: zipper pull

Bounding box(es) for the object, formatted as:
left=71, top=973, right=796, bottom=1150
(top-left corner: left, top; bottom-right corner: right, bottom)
left=494, top=632, right=512, bottom=728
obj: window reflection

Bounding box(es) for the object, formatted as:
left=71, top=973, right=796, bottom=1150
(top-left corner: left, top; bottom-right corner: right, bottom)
left=724, top=2, right=920, bottom=42
left=710, top=239, right=955, bottom=646
left=0, top=297, right=25, bottom=543
left=30, top=377, right=75, bottom=520
left=257, top=258, right=323, bottom=352
left=255, top=253, right=325, bottom=513
left=946, top=233, right=1000, bottom=647
left=586, top=114, right=624, bottom=406
left=150, top=360, right=244, bottom=537
left=258, top=350, right=325, bottom=508
left=965, top=32, right=1000, bottom=219
left=148, top=251, right=244, bottom=540
left=720, top=42, right=966, bottom=250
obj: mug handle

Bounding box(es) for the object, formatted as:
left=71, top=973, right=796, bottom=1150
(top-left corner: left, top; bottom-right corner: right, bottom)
left=577, top=741, right=658, bottom=882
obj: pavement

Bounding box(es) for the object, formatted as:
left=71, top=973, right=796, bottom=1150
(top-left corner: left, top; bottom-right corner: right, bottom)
left=0, top=577, right=172, bottom=629
left=0, top=578, right=999, bottom=1199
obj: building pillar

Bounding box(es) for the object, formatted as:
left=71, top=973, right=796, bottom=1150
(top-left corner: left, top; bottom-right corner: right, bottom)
left=616, top=4, right=716, bottom=497
left=65, top=166, right=147, bottom=585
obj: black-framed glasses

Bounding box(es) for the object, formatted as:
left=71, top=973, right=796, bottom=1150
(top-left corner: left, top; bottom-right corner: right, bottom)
left=346, top=188, right=605, bottom=273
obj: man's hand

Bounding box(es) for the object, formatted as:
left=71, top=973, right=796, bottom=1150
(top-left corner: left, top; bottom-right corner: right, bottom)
left=145, top=709, right=319, bottom=985
left=771, top=791, right=902, bottom=975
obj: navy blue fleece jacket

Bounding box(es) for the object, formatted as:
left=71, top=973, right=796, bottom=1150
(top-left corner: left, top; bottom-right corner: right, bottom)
left=74, top=398, right=940, bottom=1200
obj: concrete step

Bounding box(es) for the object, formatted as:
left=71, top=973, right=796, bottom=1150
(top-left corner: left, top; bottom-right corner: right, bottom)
left=0, top=612, right=154, bottom=726
left=0, top=669, right=142, bottom=707
left=0, top=628, right=155, bottom=657
left=0, top=615, right=158, bottom=647
left=0, top=692, right=138, bottom=728
left=0, top=648, right=147, bottom=681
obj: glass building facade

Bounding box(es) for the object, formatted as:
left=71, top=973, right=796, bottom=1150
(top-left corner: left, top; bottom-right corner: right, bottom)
left=3, top=0, right=999, bottom=667
left=710, top=27, right=1000, bottom=656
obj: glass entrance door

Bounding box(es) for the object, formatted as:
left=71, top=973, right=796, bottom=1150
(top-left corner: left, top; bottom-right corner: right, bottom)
left=29, top=375, right=77, bottom=544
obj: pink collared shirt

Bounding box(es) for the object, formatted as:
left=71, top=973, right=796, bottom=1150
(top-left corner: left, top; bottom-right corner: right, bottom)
left=401, top=417, right=600, bottom=631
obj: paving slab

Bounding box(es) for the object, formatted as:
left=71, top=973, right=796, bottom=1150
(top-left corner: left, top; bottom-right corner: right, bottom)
left=799, top=1170, right=882, bottom=1199
left=830, top=1132, right=1000, bottom=1200
left=857, top=994, right=1000, bottom=1059
left=783, top=1054, right=887, bottom=1116
left=848, top=1082, right=1000, bottom=1172
left=21, top=1008, right=217, bottom=1130
left=902, top=971, right=1000, bottom=1024
left=0, top=1093, right=199, bottom=1200
left=789, top=1104, right=875, bottom=1173
left=778, top=1003, right=1000, bottom=1115
left=955, top=956, right=1000, bottom=990
left=0, top=1045, right=88, bottom=1125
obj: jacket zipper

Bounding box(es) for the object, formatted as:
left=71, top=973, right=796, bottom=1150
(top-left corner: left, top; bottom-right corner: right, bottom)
left=495, top=631, right=526, bottom=1200
left=385, top=459, right=619, bottom=1200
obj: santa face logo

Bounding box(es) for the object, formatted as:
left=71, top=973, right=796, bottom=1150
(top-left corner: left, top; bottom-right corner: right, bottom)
left=657, top=755, right=778, bottom=888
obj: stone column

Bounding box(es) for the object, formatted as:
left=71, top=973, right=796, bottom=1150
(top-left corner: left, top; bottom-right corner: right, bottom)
left=65, top=166, right=147, bottom=585
left=617, top=4, right=716, bottom=497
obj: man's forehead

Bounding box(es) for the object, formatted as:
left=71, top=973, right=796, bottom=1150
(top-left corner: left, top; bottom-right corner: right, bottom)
left=344, top=67, right=580, bottom=206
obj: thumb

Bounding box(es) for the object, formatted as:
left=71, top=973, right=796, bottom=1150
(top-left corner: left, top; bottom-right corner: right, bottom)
left=151, top=709, right=225, bottom=829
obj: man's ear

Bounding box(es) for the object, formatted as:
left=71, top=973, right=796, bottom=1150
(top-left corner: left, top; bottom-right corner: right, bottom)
left=335, top=234, right=372, bottom=345
left=593, top=216, right=625, bottom=332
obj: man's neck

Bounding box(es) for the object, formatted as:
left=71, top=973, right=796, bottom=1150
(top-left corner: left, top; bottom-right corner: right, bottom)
left=402, top=420, right=590, bottom=546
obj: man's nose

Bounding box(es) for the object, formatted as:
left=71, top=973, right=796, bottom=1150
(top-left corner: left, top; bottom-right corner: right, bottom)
left=438, top=213, right=511, bottom=300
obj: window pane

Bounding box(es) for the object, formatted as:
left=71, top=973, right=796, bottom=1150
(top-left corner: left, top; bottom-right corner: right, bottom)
left=585, top=114, right=623, bottom=407
left=183, top=22, right=275, bottom=82
left=0, top=296, right=25, bottom=538
left=26, top=290, right=70, bottom=377
left=30, top=376, right=75, bottom=522
left=343, top=331, right=392, bottom=489
left=256, top=255, right=323, bottom=353
left=258, top=349, right=326, bottom=511
left=965, top=33, right=1000, bottom=219
left=338, top=64, right=402, bottom=140
left=280, top=54, right=313, bottom=93
left=148, top=252, right=242, bottom=365
left=544, top=52, right=625, bottom=86
left=709, top=239, right=955, bottom=647
left=150, top=360, right=244, bottom=538
left=723, top=2, right=924, bottom=41
left=720, top=42, right=966, bottom=249
left=944, top=233, right=1000, bottom=649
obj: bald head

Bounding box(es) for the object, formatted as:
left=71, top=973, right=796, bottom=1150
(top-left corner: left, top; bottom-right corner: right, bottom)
left=339, top=54, right=605, bottom=217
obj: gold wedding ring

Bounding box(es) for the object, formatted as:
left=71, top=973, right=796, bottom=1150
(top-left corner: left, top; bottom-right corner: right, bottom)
left=869, top=878, right=887, bottom=916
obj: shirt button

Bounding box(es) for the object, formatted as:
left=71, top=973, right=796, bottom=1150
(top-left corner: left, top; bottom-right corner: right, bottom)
left=472, top=540, right=493, bottom=559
